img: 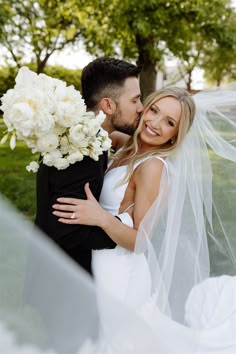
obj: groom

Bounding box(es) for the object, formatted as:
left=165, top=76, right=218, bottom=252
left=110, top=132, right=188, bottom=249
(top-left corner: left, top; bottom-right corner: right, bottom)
left=35, top=57, right=143, bottom=274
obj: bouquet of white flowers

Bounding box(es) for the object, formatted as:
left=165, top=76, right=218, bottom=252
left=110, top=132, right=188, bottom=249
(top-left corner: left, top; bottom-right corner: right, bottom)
left=0, top=67, right=111, bottom=172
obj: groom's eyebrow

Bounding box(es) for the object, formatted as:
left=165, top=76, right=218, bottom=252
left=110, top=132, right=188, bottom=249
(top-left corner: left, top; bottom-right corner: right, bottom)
left=132, top=93, right=141, bottom=100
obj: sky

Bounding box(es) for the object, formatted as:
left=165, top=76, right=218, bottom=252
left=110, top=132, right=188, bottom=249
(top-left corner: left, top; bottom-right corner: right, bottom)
left=48, top=42, right=94, bottom=70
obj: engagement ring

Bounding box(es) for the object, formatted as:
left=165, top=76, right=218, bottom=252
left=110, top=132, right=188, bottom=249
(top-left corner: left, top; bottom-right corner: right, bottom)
left=70, top=212, right=76, bottom=219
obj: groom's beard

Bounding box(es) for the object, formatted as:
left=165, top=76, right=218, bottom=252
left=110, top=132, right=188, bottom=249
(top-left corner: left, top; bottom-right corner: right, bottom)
left=111, top=111, right=140, bottom=136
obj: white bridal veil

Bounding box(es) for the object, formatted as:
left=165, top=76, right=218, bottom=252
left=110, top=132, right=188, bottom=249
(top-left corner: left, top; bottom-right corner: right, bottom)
left=0, top=85, right=236, bottom=354
left=134, top=84, right=236, bottom=351
left=0, top=196, right=178, bottom=354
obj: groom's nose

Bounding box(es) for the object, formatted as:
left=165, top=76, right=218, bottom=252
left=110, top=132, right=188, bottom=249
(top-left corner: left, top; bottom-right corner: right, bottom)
left=137, top=101, right=143, bottom=113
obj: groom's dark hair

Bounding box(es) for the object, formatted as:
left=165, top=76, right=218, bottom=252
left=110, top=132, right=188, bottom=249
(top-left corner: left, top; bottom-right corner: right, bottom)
left=81, top=57, right=141, bottom=111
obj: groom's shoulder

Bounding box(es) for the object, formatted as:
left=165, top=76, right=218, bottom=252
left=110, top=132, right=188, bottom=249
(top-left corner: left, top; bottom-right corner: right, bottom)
left=47, top=153, right=106, bottom=182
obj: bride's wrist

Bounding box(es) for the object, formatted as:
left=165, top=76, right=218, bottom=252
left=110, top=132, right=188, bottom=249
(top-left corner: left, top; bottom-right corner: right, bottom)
left=99, top=210, right=113, bottom=230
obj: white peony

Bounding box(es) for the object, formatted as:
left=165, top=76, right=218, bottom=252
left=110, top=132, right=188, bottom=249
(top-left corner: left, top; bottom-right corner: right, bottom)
left=59, top=135, right=70, bottom=155
left=67, top=151, right=84, bottom=164
left=1, top=89, right=55, bottom=137
left=53, top=158, right=70, bottom=170
left=36, top=132, right=59, bottom=153
left=26, top=161, right=40, bottom=173
left=43, top=150, right=63, bottom=166
left=54, top=84, right=86, bottom=127
left=69, top=125, right=89, bottom=147
left=0, top=67, right=111, bottom=171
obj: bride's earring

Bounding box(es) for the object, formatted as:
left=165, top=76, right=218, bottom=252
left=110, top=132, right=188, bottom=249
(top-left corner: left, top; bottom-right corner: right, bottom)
left=170, top=139, right=175, bottom=145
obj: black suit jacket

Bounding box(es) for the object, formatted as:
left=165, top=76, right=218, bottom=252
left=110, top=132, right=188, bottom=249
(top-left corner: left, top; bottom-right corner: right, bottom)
left=35, top=153, right=116, bottom=274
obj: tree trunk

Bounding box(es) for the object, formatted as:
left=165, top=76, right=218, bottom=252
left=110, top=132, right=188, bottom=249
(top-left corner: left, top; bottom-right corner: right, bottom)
left=136, top=35, right=157, bottom=100
left=186, top=71, right=192, bottom=92
left=139, top=61, right=157, bottom=100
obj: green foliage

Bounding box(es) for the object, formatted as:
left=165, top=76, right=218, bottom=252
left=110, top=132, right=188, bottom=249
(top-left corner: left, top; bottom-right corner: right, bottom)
left=0, top=122, right=37, bottom=220
left=44, top=65, right=82, bottom=91
left=0, top=65, right=82, bottom=104
left=0, top=66, right=18, bottom=100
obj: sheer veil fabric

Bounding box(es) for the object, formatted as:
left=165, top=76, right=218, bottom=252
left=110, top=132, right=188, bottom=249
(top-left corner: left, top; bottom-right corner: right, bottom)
left=0, top=85, right=236, bottom=354
left=1, top=196, right=198, bottom=354
left=134, top=85, right=236, bottom=350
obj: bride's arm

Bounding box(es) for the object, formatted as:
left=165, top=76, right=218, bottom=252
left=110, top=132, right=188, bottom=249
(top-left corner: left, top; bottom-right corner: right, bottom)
left=52, top=159, right=164, bottom=251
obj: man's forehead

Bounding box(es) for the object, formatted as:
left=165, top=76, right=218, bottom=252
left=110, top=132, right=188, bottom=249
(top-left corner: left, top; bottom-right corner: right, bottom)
left=121, top=77, right=141, bottom=96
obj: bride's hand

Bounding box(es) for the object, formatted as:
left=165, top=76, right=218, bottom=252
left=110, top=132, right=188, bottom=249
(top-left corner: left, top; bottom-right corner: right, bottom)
left=52, top=183, right=109, bottom=227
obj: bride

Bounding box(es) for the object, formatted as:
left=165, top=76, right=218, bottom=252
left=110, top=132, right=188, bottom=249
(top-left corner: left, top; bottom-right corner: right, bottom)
left=52, top=87, right=195, bottom=310
left=1, top=86, right=236, bottom=354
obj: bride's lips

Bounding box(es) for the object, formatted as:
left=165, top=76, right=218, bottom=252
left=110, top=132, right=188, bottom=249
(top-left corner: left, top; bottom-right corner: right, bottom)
left=144, top=124, right=160, bottom=137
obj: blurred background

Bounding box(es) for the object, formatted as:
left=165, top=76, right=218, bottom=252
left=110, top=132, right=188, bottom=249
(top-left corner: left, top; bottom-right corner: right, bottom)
left=0, top=0, right=235, bottom=219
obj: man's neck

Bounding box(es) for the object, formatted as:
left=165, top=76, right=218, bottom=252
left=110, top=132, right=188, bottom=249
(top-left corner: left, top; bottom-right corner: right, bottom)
left=101, top=118, right=114, bottom=135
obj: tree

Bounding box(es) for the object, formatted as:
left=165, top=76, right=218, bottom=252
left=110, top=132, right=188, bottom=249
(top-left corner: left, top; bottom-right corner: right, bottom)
left=201, top=8, right=236, bottom=86
left=81, top=0, right=236, bottom=96
left=0, top=0, right=89, bottom=73
left=167, top=1, right=236, bottom=89
left=203, top=46, right=236, bottom=87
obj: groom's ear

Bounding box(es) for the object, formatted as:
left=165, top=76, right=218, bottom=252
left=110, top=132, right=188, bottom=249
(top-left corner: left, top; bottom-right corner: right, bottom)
left=100, top=97, right=116, bottom=115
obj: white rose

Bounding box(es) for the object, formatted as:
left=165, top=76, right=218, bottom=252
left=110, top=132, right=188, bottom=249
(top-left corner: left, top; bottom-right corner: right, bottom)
left=59, top=135, right=70, bottom=155
left=54, top=84, right=86, bottom=127
left=88, top=119, right=102, bottom=136
left=15, top=66, right=38, bottom=89
left=43, top=150, right=63, bottom=166
left=88, top=150, right=99, bottom=161
left=26, top=138, right=37, bottom=150
left=5, top=102, right=35, bottom=137
left=37, top=73, right=62, bottom=93
left=95, top=110, right=106, bottom=125
left=54, top=124, right=67, bottom=135
left=67, top=151, right=84, bottom=164
left=90, top=139, right=102, bottom=150
left=36, top=132, right=59, bottom=153
left=69, top=125, right=89, bottom=147
left=53, top=158, right=70, bottom=170
left=26, top=161, right=39, bottom=173
left=98, top=128, right=109, bottom=138
left=35, top=111, right=56, bottom=136
left=102, top=139, right=112, bottom=151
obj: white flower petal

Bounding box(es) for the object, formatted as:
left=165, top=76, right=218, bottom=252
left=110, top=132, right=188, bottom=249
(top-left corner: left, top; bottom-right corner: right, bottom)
left=10, top=134, right=16, bottom=150
left=26, top=161, right=39, bottom=173
left=0, top=134, right=8, bottom=144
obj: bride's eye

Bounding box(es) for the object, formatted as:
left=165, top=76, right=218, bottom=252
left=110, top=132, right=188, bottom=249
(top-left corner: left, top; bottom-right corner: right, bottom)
left=167, top=120, right=174, bottom=127
left=150, top=106, right=158, bottom=114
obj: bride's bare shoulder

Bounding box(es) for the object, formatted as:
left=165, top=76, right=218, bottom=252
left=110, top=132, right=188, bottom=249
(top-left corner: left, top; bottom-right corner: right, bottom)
left=134, top=157, right=165, bottom=182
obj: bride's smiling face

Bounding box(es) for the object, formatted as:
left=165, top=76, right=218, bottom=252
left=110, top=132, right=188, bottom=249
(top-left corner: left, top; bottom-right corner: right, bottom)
left=139, top=96, right=182, bottom=149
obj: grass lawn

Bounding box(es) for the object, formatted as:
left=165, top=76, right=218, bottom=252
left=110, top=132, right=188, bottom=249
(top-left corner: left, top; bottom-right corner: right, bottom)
left=0, top=119, right=38, bottom=221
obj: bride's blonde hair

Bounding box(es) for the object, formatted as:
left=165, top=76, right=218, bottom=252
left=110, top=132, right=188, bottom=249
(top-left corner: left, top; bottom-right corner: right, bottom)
left=113, top=87, right=196, bottom=181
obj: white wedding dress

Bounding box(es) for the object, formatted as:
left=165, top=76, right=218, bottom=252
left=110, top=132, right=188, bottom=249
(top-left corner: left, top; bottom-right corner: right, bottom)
left=92, top=156, right=166, bottom=310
